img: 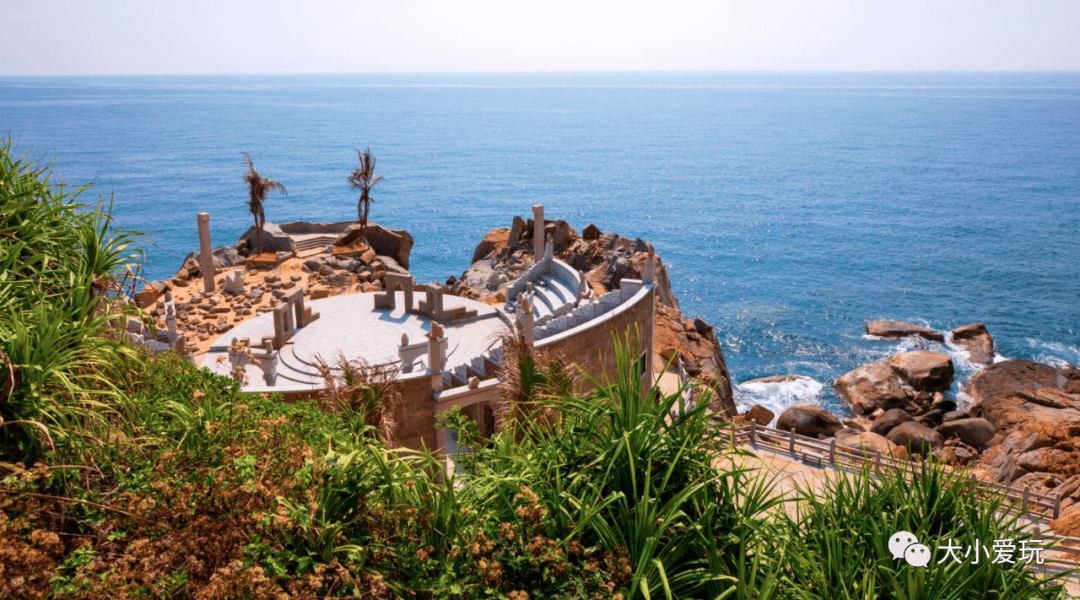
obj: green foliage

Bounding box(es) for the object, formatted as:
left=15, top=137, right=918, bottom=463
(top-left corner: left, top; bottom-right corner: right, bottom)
left=1, top=140, right=1072, bottom=599
left=0, top=138, right=144, bottom=464
left=779, top=460, right=1074, bottom=599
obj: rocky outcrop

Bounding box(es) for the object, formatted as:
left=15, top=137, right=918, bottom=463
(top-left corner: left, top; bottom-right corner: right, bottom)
left=834, top=360, right=911, bottom=415
left=239, top=222, right=295, bottom=255
left=182, top=246, right=243, bottom=273
left=336, top=222, right=414, bottom=269
left=886, top=351, right=954, bottom=392
left=951, top=323, right=995, bottom=365
left=865, top=320, right=944, bottom=342
left=776, top=404, right=843, bottom=438
left=967, top=360, right=1080, bottom=434
left=456, top=217, right=734, bottom=412
left=964, top=360, right=1080, bottom=492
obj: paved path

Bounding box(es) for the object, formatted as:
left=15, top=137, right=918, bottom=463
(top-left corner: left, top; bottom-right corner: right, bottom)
left=200, top=291, right=508, bottom=393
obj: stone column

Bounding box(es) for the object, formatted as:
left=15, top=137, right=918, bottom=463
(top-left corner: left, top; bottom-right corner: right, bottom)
left=532, top=204, right=544, bottom=263
left=197, top=213, right=216, bottom=293
left=520, top=296, right=535, bottom=347
left=644, top=252, right=656, bottom=285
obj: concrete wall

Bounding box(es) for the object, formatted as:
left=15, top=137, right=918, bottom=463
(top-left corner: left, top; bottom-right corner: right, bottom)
left=537, top=284, right=655, bottom=391
left=395, top=372, right=437, bottom=452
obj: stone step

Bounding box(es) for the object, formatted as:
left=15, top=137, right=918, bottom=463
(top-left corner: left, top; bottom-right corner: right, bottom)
left=538, top=274, right=576, bottom=306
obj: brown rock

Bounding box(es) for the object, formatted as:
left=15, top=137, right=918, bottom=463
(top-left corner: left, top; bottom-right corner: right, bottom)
left=744, top=404, right=775, bottom=426
left=776, top=403, right=843, bottom=438
left=1016, top=448, right=1074, bottom=473
left=335, top=222, right=414, bottom=269
left=866, top=320, right=944, bottom=342
left=887, top=351, right=955, bottom=392
left=966, top=360, right=1080, bottom=435
left=936, top=418, right=996, bottom=447
left=886, top=421, right=945, bottom=455
left=951, top=323, right=995, bottom=365
left=834, top=360, right=911, bottom=415
left=870, top=408, right=914, bottom=436
left=471, top=227, right=510, bottom=263
left=835, top=430, right=897, bottom=456
left=582, top=224, right=602, bottom=240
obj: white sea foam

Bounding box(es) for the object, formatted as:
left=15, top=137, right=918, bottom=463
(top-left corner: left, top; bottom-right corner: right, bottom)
left=735, top=375, right=825, bottom=426
left=1025, top=338, right=1080, bottom=369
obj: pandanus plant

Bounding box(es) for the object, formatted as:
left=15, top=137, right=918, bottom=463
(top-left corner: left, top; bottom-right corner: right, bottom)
left=242, top=153, right=287, bottom=255
left=347, top=148, right=383, bottom=240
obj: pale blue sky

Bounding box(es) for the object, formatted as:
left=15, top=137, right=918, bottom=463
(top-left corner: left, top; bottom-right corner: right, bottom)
left=1, top=1, right=1077, bottom=75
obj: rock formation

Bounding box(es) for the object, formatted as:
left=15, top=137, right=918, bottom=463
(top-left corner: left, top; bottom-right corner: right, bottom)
left=776, top=403, right=844, bottom=438
left=951, top=322, right=995, bottom=365
left=865, top=320, right=944, bottom=342
left=454, top=217, right=734, bottom=412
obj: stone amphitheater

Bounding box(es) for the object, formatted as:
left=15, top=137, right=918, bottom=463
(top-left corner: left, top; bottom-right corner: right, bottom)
left=173, top=205, right=659, bottom=455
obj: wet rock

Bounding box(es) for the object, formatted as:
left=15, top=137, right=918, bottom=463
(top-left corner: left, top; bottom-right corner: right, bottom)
left=776, top=403, right=843, bottom=438
left=886, top=421, right=945, bottom=455
left=834, top=360, right=911, bottom=415
left=866, top=320, right=944, bottom=342
left=936, top=418, right=996, bottom=447
left=952, top=322, right=995, bottom=365
left=887, top=351, right=955, bottom=392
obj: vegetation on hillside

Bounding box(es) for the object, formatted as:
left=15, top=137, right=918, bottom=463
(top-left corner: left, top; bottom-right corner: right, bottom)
left=0, top=142, right=1073, bottom=599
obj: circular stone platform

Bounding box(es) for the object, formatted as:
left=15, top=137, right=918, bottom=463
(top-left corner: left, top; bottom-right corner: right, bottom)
left=199, top=291, right=509, bottom=393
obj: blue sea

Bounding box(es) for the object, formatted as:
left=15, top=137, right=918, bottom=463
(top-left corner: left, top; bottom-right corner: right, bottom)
left=3, top=73, right=1078, bottom=417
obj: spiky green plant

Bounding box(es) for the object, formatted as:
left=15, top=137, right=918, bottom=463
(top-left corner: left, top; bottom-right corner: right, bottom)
left=0, top=139, right=144, bottom=464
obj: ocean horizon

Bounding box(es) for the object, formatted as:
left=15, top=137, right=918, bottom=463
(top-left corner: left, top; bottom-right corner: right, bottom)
left=3, top=71, right=1078, bottom=417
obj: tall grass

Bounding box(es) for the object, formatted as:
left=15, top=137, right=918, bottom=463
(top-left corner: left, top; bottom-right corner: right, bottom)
left=0, top=139, right=144, bottom=464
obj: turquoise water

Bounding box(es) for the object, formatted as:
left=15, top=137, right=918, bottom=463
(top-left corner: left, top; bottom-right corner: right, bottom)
left=3, top=73, right=1078, bottom=416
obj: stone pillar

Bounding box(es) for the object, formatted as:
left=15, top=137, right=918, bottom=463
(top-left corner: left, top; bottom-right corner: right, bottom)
left=197, top=213, right=216, bottom=293
left=428, top=324, right=444, bottom=374
left=291, top=292, right=305, bottom=327
left=532, top=204, right=544, bottom=262
left=644, top=252, right=656, bottom=285
left=520, top=296, right=535, bottom=347
left=273, top=306, right=286, bottom=349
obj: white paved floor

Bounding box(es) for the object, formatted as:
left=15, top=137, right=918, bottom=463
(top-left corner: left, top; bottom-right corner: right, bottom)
left=200, top=291, right=509, bottom=392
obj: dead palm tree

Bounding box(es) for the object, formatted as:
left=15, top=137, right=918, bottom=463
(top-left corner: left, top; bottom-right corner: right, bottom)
left=242, top=153, right=287, bottom=255
left=346, top=148, right=383, bottom=240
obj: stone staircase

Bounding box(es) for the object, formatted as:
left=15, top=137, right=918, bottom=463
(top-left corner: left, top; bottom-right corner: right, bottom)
left=293, top=234, right=340, bottom=253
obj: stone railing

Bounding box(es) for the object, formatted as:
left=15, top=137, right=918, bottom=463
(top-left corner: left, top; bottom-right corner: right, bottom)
left=503, top=240, right=586, bottom=318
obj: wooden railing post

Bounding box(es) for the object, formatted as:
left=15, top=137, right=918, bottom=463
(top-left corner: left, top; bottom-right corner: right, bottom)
left=788, top=428, right=796, bottom=455
left=1055, top=492, right=1063, bottom=520
left=749, top=420, right=757, bottom=445
left=1022, top=485, right=1030, bottom=513
left=829, top=437, right=837, bottom=464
